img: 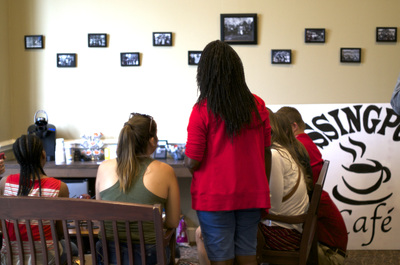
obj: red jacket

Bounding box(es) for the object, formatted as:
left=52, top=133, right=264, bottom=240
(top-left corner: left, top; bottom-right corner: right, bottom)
left=186, top=94, right=271, bottom=211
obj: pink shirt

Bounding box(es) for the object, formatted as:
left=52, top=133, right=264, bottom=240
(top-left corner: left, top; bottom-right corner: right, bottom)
left=185, top=94, right=271, bottom=211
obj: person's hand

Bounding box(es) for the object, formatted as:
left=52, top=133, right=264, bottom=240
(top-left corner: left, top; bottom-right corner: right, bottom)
left=0, top=158, right=5, bottom=175
left=196, top=226, right=204, bottom=241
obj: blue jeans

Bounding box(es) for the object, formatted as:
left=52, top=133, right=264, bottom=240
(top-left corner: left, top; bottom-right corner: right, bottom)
left=96, top=240, right=171, bottom=265
left=197, top=209, right=261, bottom=261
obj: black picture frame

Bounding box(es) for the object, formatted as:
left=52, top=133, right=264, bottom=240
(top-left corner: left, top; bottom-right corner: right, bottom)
left=88, top=33, right=107, bottom=47
left=340, top=48, right=361, bottom=63
left=120, top=52, right=140, bottom=66
left=25, top=35, right=44, bottom=49
left=153, top=32, right=172, bottom=46
left=57, top=53, right=76, bottom=67
left=305, top=28, right=325, bottom=43
left=220, top=13, right=257, bottom=45
left=271, top=50, right=292, bottom=64
left=376, top=27, right=397, bottom=42
left=188, top=51, right=202, bottom=65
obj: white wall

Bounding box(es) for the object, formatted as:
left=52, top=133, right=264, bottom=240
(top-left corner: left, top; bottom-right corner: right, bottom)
left=3, top=0, right=400, bottom=143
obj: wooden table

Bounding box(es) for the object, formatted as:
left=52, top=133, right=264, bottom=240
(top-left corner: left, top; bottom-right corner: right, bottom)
left=3, top=158, right=191, bottom=179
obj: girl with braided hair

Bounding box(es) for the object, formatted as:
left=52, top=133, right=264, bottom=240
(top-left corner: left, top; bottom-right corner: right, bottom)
left=95, top=113, right=180, bottom=264
left=185, top=40, right=272, bottom=265
left=0, top=134, right=75, bottom=264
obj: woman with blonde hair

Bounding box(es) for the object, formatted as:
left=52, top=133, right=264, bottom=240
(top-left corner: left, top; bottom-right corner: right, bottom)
left=95, top=113, right=181, bottom=264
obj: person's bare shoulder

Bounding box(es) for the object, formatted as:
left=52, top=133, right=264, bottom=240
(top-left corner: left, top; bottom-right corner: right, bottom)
left=149, top=160, right=175, bottom=176
left=97, top=159, right=117, bottom=177
left=99, top=158, right=117, bottom=168
left=0, top=175, right=8, bottom=195
left=59, top=181, right=70, bottom=198
left=96, top=159, right=118, bottom=194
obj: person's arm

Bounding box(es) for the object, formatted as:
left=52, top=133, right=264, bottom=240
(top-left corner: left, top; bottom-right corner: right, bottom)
left=164, top=166, right=181, bottom=229
left=95, top=166, right=103, bottom=200
left=391, top=73, right=400, bottom=115
left=185, top=105, right=206, bottom=175
left=0, top=175, right=7, bottom=196
left=196, top=226, right=211, bottom=265
left=265, top=147, right=272, bottom=182
left=56, top=182, right=70, bottom=238
left=184, top=156, right=201, bottom=175
left=0, top=157, right=5, bottom=175
left=0, top=176, right=5, bottom=232
left=95, top=159, right=118, bottom=200
left=269, top=151, right=284, bottom=211
left=264, top=105, right=272, bottom=182
left=58, top=181, right=70, bottom=198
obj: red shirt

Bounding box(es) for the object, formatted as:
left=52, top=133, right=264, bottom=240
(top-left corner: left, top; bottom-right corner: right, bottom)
left=296, top=133, right=324, bottom=184
left=1, top=174, right=61, bottom=261
left=186, top=94, right=271, bottom=211
left=296, top=133, right=348, bottom=251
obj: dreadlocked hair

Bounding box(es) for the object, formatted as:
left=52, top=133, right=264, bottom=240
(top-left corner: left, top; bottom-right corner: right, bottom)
left=196, top=40, right=260, bottom=139
left=13, top=134, right=46, bottom=196
left=116, top=114, right=156, bottom=193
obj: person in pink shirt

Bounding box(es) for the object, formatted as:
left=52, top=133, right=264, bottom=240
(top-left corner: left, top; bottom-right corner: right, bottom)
left=185, top=40, right=271, bottom=265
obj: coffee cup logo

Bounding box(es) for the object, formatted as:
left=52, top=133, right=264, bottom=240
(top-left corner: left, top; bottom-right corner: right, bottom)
left=298, top=103, right=398, bottom=248
left=332, top=138, right=393, bottom=205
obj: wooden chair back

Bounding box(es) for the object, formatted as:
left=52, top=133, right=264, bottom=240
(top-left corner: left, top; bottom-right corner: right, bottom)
left=0, top=196, right=176, bottom=265
left=256, top=160, right=330, bottom=265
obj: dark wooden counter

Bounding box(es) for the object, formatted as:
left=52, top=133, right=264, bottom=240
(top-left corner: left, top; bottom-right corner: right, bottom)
left=3, top=158, right=192, bottom=178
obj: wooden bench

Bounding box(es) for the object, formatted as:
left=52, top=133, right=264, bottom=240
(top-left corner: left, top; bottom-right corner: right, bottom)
left=0, top=196, right=176, bottom=265
left=256, top=160, right=330, bottom=265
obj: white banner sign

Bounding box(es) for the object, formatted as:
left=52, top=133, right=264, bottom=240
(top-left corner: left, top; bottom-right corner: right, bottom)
left=270, top=103, right=399, bottom=250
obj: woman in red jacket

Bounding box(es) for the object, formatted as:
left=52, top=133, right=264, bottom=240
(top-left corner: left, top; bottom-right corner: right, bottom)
left=185, top=40, right=272, bottom=265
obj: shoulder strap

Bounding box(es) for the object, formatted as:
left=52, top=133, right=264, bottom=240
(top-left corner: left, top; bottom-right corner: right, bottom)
left=282, top=168, right=301, bottom=202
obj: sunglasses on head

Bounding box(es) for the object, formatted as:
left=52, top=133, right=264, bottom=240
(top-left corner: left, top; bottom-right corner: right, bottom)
left=129, top=112, right=154, bottom=133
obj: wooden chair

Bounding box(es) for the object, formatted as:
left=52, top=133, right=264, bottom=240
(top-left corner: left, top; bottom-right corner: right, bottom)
left=256, top=160, right=330, bottom=265
left=0, top=196, right=176, bottom=265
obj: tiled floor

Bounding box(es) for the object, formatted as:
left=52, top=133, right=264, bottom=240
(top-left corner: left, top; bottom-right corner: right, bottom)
left=178, top=245, right=400, bottom=265
left=344, top=250, right=400, bottom=265
left=178, top=245, right=200, bottom=265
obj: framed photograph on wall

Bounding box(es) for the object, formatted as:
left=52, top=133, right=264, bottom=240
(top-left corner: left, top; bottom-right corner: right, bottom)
left=88, top=33, right=107, bottom=47
left=376, top=27, right=397, bottom=42
left=340, top=48, right=361, bottom=63
left=153, top=32, right=172, bottom=46
left=57, top=53, right=76, bottom=67
left=25, top=35, right=44, bottom=49
left=271, top=49, right=292, bottom=64
left=305, top=28, right=325, bottom=43
left=220, top=13, right=257, bottom=45
left=188, top=51, right=202, bottom=65
left=121, top=52, right=140, bottom=66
